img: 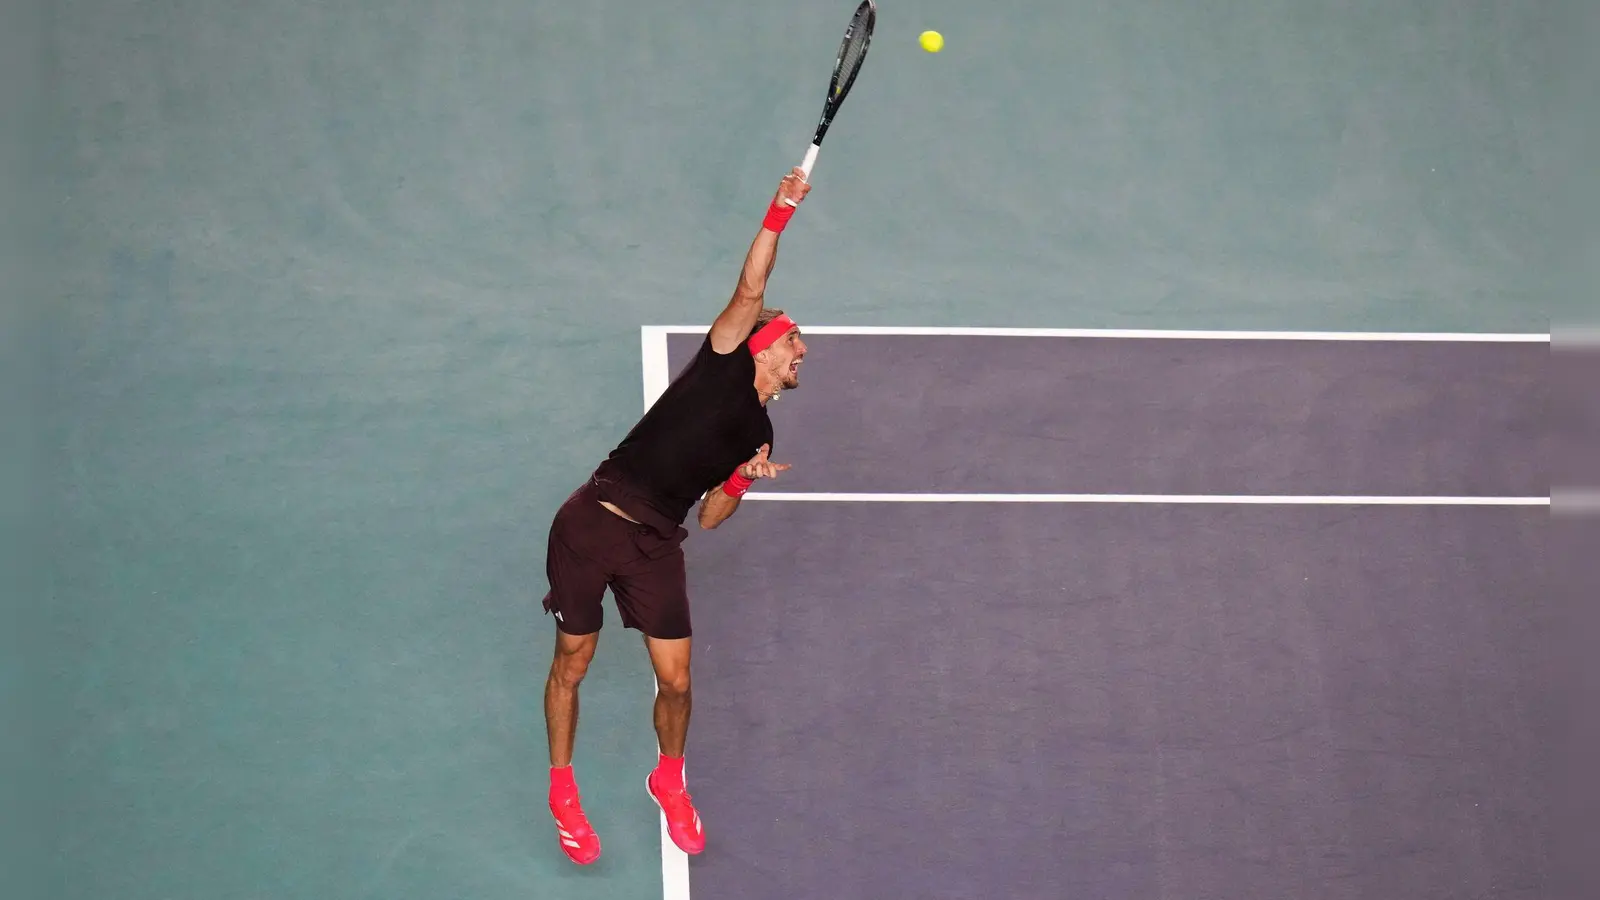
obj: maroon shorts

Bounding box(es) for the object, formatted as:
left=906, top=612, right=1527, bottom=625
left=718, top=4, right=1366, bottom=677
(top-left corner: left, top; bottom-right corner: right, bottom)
left=541, top=479, right=692, bottom=639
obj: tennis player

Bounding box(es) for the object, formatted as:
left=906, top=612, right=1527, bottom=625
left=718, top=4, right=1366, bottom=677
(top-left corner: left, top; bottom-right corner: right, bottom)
left=541, top=168, right=812, bottom=864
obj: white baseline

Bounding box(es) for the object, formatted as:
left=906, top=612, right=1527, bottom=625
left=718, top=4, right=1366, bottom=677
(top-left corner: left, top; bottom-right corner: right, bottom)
left=648, top=324, right=1550, bottom=341
left=742, top=492, right=1548, bottom=506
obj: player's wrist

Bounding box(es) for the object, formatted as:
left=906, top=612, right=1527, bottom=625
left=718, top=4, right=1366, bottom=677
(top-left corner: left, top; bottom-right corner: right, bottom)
left=723, top=469, right=755, bottom=498
left=762, top=196, right=796, bottom=233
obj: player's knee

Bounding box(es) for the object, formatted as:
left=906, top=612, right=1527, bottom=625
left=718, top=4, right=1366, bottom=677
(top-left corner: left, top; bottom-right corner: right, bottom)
left=550, top=637, right=597, bottom=688
left=551, top=654, right=592, bottom=689
left=655, top=668, right=691, bottom=698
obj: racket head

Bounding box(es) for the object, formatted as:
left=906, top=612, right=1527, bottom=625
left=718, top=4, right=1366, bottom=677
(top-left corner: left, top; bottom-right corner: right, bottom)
left=812, top=0, right=876, bottom=143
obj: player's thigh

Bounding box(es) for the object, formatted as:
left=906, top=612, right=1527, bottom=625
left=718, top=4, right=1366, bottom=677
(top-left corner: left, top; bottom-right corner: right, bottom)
left=541, top=489, right=620, bottom=635
left=611, top=540, right=692, bottom=641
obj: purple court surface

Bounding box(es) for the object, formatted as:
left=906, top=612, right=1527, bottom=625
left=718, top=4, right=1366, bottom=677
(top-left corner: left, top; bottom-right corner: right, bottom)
left=657, top=330, right=1551, bottom=900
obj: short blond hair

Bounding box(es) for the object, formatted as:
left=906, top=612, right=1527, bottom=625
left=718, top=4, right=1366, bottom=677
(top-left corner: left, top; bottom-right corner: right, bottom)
left=746, top=307, right=787, bottom=341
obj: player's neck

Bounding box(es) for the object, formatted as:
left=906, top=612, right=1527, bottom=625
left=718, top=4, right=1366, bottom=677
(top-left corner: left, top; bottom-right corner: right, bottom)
left=752, top=372, right=779, bottom=405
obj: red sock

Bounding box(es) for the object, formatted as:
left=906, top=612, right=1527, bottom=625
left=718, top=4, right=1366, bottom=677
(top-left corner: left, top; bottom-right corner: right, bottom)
left=654, top=753, right=685, bottom=790
left=550, top=765, right=579, bottom=802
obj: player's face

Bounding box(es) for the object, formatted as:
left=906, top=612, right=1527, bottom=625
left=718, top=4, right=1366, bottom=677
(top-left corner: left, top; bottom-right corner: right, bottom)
left=765, top=328, right=807, bottom=390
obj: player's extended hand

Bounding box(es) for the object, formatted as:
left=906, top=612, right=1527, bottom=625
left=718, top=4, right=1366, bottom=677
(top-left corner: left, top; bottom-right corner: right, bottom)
left=776, top=168, right=811, bottom=208
left=738, top=444, right=790, bottom=480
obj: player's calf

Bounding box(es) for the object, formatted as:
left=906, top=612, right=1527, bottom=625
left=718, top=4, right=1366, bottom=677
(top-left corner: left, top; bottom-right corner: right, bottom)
left=545, top=631, right=597, bottom=767
left=644, top=637, right=704, bottom=854
left=545, top=632, right=601, bottom=864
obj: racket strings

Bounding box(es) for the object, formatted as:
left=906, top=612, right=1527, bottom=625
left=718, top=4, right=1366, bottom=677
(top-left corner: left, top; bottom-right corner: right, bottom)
left=836, top=16, right=872, bottom=94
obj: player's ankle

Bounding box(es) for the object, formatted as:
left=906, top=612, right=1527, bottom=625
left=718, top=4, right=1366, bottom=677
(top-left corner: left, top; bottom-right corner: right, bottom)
left=653, top=753, right=685, bottom=790
left=550, top=764, right=579, bottom=800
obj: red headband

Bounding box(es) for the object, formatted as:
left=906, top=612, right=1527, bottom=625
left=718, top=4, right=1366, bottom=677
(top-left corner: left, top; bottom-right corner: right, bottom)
left=748, top=314, right=797, bottom=356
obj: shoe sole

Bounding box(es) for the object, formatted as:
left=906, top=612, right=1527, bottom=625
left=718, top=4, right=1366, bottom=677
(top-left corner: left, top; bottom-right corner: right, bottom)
left=550, top=808, right=601, bottom=865
left=646, top=773, right=705, bottom=855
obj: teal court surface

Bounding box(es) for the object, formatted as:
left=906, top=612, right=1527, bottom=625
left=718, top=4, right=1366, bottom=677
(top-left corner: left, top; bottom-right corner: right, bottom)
left=33, top=1, right=1580, bottom=899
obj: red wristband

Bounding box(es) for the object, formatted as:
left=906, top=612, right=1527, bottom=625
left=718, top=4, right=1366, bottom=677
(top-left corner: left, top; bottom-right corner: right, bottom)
left=761, top=197, right=796, bottom=233
left=722, top=470, right=755, bottom=498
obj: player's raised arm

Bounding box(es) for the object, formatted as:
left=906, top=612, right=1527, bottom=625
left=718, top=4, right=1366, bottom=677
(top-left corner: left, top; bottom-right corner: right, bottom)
left=707, top=169, right=811, bottom=354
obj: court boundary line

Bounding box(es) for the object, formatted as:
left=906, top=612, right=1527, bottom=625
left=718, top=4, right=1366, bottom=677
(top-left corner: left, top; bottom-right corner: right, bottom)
left=739, top=492, right=1549, bottom=506
left=639, top=325, right=1550, bottom=900
left=641, top=325, right=1549, bottom=510
left=646, top=324, right=1550, bottom=341
left=641, top=328, right=691, bottom=900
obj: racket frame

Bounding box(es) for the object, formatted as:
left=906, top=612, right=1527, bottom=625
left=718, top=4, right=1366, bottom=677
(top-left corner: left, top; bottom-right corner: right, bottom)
left=797, top=0, right=875, bottom=180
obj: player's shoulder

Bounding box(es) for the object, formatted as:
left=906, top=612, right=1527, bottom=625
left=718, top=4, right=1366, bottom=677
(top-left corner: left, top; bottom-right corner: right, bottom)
left=689, top=330, right=753, bottom=372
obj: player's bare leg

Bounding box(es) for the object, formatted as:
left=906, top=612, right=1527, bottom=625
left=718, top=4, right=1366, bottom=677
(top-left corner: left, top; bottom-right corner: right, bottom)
left=545, top=629, right=601, bottom=864
left=546, top=629, right=597, bottom=764
left=646, top=635, right=693, bottom=756
left=644, top=635, right=705, bottom=854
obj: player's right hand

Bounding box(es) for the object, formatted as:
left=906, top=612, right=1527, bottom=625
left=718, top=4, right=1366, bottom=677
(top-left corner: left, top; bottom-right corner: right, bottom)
left=738, top=444, right=790, bottom=480
left=775, top=168, right=811, bottom=208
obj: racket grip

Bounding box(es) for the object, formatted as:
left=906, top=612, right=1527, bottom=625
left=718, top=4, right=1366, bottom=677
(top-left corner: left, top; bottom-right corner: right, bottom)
left=799, top=143, right=820, bottom=179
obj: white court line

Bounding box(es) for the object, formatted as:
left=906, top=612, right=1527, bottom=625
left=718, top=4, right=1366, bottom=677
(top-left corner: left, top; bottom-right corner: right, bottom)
left=654, top=677, right=690, bottom=900
left=742, top=492, right=1549, bottom=506
left=641, top=326, right=691, bottom=900
left=642, top=327, right=672, bottom=410
left=650, top=324, right=1550, bottom=341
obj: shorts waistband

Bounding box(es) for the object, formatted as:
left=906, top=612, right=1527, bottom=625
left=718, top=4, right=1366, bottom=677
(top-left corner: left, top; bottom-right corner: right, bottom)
left=588, top=472, right=684, bottom=541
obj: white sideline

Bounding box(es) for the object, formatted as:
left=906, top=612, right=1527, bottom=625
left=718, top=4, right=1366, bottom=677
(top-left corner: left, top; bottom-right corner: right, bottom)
left=641, top=328, right=692, bottom=900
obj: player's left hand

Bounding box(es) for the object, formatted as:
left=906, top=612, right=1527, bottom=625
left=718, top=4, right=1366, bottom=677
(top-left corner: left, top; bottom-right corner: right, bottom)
left=738, top=444, right=790, bottom=480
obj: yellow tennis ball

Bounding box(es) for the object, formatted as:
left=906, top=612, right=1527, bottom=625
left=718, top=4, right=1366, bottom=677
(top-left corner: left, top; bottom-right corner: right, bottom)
left=919, top=30, right=943, bottom=53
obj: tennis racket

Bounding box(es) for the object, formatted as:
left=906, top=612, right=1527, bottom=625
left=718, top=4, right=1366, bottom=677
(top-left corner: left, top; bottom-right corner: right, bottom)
left=795, top=0, right=876, bottom=182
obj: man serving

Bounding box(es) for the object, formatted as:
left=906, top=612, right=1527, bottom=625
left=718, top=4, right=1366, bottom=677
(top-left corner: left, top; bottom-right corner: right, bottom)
left=540, top=168, right=813, bottom=864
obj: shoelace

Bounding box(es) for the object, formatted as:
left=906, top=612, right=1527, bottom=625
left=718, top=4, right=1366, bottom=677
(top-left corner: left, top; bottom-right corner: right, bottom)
left=659, top=788, right=696, bottom=820
left=553, top=798, right=594, bottom=831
